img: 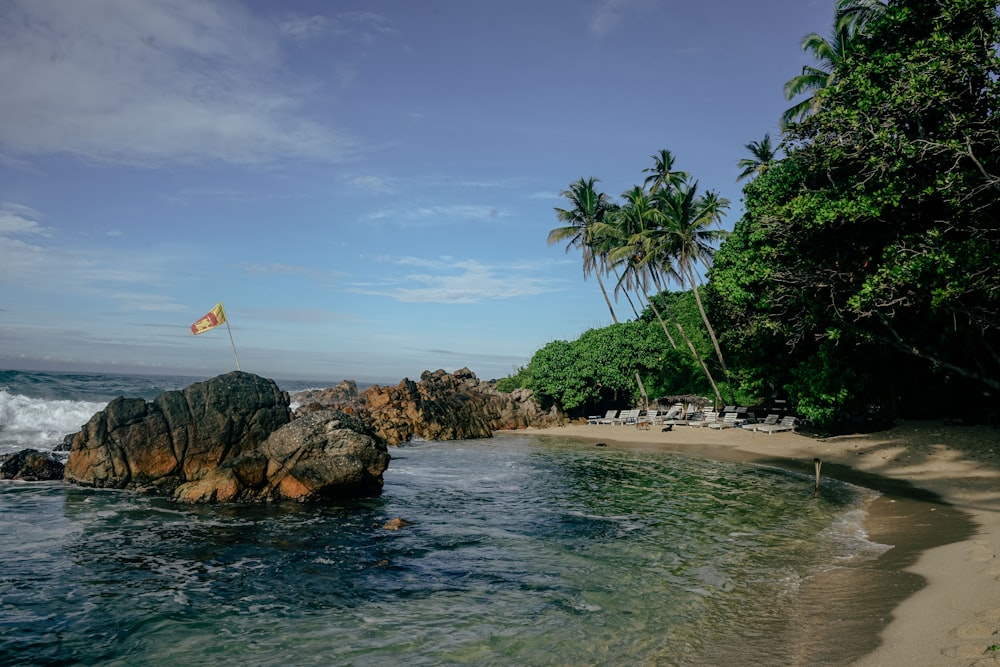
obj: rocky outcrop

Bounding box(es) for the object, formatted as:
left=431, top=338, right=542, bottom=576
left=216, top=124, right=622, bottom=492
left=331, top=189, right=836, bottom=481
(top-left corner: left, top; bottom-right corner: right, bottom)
left=292, top=380, right=360, bottom=407
left=1, top=449, right=65, bottom=481
left=65, top=371, right=291, bottom=494
left=291, top=367, right=564, bottom=446
left=174, top=410, right=390, bottom=503
left=62, top=372, right=390, bottom=503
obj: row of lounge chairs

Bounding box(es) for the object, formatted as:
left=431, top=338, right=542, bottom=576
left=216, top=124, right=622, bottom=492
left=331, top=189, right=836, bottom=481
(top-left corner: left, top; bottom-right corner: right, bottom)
left=587, top=407, right=798, bottom=433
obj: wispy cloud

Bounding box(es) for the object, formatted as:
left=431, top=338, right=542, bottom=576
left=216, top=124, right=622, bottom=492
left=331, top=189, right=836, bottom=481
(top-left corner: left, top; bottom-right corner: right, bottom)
left=279, top=15, right=331, bottom=41
left=347, top=256, right=553, bottom=303
left=0, top=203, right=51, bottom=236
left=365, top=204, right=505, bottom=226
left=0, top=0, right=354, bottom=166
left=588, top=0, right=655, bottom=37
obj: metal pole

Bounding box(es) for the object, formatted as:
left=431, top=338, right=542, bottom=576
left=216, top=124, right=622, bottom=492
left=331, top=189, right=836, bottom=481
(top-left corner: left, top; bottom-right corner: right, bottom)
left=224, top=316, right=241, bottom=371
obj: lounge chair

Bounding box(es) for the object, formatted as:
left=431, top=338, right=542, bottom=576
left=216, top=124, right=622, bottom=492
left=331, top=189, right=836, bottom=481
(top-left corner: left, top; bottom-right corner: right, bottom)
left=659, top=405, right=682, bottom=424
left=743, top=414, right=779, bottom=431
left=690, top=411, right=719, bottom=427
left=594, top=409, right=619, bottom=425
left=757, top=416, right=797, bottom=434
left=708, top=412, right=739, bottom=429
left=615, top=408, right=640, bottom=426
left=638, top=409, right=659, bottom=427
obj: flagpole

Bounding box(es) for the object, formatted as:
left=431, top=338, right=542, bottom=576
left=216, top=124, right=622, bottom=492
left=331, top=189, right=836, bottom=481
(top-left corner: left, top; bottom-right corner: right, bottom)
left=222, top=305, right=241, bottom=371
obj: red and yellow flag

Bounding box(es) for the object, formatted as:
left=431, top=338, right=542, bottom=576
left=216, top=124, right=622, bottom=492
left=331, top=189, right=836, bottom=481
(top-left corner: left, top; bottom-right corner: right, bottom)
left=190, top=302, right=227, bottom=335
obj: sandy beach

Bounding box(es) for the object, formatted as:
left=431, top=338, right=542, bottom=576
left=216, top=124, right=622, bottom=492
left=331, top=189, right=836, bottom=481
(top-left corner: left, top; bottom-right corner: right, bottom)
left=508, top=419, right=1000, bottom=666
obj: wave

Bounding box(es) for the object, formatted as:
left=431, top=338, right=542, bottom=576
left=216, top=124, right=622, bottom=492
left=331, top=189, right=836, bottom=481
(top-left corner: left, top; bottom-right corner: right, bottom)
left=0, top=390, right=107, bottom=453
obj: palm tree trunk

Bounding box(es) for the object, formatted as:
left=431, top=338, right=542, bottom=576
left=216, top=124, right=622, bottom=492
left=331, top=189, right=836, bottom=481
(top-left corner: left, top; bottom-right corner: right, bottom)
left=685, top=263, right=735, bottom=404
left=594, top=271, right=618, bottom=323
left=651, top=274, right=723, bottom=405
left=638, top=291, right=678, bottom=349
left=597, top=270, right=650, bottom=406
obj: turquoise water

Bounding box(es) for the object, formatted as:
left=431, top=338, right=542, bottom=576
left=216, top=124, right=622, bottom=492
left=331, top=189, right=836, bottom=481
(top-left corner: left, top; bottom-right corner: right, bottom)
left=0, top=369, right=894, bottom=665
left=1, top=433, right=886, bottom=666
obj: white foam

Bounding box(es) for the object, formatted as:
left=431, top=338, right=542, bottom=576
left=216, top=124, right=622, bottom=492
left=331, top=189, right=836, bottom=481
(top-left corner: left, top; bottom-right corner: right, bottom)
left=0, top=389, right=107, bottom=452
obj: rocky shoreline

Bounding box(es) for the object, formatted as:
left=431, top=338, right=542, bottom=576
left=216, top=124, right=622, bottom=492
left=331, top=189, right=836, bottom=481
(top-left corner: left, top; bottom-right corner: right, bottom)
left=2, top=368, right=563, bottom=504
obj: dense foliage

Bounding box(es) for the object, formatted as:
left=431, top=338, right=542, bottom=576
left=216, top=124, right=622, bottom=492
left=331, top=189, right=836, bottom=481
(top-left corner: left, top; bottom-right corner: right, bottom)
left=507, top=0, right=999, bottom=429
left=520, top=320, right=707, bottom=417
left=712, top=0, right=1000, bottom=426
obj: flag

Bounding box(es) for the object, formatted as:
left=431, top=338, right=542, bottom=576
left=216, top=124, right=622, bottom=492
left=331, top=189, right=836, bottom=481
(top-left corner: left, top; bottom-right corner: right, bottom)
left=191, top=302, right=227, bottom=335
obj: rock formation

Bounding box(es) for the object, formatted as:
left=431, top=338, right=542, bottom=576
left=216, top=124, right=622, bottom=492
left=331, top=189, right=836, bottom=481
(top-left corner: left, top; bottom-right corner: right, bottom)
left=174, top=409, right=389, bottom=503
left=63, top=371, right=390, bottom=503
left=1, top=449, right=65, bottom=481
left=291, top=367, right=564, bottom=446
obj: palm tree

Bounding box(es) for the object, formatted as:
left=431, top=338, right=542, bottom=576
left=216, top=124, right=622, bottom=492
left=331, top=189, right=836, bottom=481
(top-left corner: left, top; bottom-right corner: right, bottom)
left=737, top=134, right=779, bottom=182
left=653, top=183, right=733, bottom=403
left=781, top=0, right=886, bottom=128
left=602, top=187, right=725, bottom=405
left=549, top=178, right=618, bottom=322
left=642, top=149, right=689, bottom=196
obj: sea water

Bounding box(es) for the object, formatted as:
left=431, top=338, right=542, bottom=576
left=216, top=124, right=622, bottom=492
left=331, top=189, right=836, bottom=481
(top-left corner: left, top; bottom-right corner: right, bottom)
left=0, top=370, right=892, bottom=666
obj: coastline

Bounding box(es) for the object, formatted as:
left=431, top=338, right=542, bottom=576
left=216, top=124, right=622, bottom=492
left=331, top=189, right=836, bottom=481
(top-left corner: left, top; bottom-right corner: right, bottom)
left=505, top=420, right=1000, bottom=665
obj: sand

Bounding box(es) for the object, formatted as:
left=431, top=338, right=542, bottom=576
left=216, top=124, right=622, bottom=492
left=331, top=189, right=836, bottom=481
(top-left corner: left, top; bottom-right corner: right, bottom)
left=506, top=419, right=1000, bottom=666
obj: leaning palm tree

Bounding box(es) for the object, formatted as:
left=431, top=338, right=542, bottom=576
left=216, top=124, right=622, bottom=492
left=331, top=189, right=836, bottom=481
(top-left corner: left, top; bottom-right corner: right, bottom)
left=836, top=0, right=886, bottom=34
left=602, top=187, right=724, bottom=405
left=653, top=183, right=733, bottom=403
left=549, top=178, right=618, bottom=322
left=737, top=134, right=779, bottom=182
left=781, top=0, right=886, bottom=128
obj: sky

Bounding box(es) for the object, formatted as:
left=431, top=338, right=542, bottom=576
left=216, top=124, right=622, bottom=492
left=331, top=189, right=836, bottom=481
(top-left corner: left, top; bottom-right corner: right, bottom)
left=0, top=0, right=835, bottom=385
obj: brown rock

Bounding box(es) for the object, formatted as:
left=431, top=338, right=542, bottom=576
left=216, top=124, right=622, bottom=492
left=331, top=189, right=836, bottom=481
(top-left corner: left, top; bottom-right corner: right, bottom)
left=0, top=449, right=65, bottom=481
left=174, top=410, right=390, bottom=503
left=291, top=367, right=565, bottom=446
left=64, top=371, right=290, bottom=494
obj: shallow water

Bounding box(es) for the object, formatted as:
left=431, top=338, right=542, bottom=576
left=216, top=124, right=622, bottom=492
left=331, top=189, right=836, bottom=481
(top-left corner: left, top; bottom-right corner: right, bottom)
left=1, top=434, right=888, bottom=666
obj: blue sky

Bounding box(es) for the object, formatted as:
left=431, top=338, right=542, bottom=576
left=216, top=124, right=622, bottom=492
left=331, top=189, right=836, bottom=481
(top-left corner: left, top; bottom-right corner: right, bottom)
left=0, top=0, right=833, bottom=385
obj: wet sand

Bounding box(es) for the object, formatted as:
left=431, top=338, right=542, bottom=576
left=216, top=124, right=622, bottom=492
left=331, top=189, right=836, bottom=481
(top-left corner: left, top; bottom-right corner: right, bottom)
left=505, top=420, right=1000, bottom=665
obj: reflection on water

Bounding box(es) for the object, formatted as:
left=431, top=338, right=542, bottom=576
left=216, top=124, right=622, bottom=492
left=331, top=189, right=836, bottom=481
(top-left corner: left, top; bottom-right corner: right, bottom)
left=2, top=435, right=895, bottom=666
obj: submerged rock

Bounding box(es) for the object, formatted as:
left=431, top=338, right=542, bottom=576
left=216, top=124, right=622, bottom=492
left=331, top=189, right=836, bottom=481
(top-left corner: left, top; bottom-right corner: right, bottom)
left=1, top=449, right=65, bottom=481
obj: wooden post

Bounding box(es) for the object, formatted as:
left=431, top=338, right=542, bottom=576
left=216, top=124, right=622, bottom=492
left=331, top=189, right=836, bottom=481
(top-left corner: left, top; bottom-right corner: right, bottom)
left=813, top=458, right=822, bottom=498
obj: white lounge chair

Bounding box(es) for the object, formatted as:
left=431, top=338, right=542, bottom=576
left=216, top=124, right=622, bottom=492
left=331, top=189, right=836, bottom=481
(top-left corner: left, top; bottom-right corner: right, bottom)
left=638, top=409, right=659, bottom=427
left=595, top=409, right=619, bottom=425
left=615, top=408, right=640, bottom=426
left=743, top=414, right=779, bottom=431
left=757, top=416, right=797, bottom=434
left=690, top=411, right=719, bottom=427
left=708, top=412, right=739, bottom=429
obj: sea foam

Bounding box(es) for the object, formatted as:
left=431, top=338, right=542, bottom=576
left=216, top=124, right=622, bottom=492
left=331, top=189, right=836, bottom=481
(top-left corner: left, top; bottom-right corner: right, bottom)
left=0, top=389, right=107, bottom=453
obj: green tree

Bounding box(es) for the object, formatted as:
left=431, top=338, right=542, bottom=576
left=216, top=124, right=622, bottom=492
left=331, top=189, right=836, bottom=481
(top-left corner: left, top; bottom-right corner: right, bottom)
left=715, top=0, right=1000, bottom=425
left=549, top=178, right=618, bottom=322
left=781, top=0, right=885, bottom=128
left=737, top=134, right=779, bottom=182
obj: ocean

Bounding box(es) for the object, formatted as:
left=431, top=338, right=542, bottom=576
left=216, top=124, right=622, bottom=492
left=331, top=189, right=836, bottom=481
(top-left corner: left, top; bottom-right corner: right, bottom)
left=1, top=369, right=907, bottom=665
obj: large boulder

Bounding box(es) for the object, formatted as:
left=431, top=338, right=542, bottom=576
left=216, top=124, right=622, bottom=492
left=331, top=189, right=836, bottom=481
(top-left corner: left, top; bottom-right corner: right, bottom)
left=292, top=367, right=564, bottom=446
left=174, top=410, right=390, bottom=503
left=1, top=449, right=65, bottom=481
left=65, top=371, right=291, bottom=493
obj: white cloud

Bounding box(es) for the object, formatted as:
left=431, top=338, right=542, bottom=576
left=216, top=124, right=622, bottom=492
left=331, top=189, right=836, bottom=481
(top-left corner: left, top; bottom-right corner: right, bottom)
left=0, top=204, right=51, bottom=236
left=279, top=15, right=330, bottom=41
left=588, top=0, right=656, bottom=37
left=348, top=257, right=552, bottom=304
left=0, top=0, right=354, bottom=165
left=109, top=291, right=188, bottom=312
left=365, top=204, right=505, bottom=225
